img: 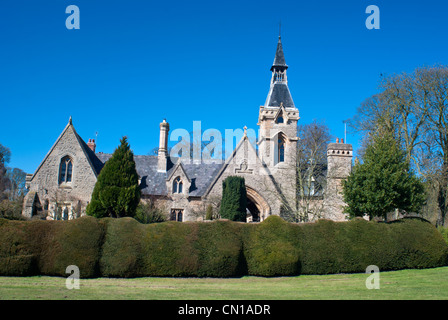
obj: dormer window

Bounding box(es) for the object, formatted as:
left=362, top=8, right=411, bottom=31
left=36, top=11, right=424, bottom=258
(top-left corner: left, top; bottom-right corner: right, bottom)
left=59, top=156, right=73, bottom=184
left=173, top=177, right=183, bottom=194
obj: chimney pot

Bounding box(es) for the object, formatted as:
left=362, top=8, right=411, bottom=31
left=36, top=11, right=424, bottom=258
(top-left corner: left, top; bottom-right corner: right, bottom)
left=87, top=139, right=96, bottom=152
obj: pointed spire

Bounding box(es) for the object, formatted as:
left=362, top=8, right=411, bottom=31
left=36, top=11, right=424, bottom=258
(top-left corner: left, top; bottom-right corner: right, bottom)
left=68, top=116, right=72, bottom=125
left=271, top=34, right=287, bottom=71
left=265, top=33, right=295, bottom=109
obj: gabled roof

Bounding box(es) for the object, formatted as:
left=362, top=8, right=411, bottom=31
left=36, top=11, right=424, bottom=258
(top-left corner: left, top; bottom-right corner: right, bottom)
left=31, top=118, right=103, bottom=180
left=203, top=134, right=271, bottom=198
left=167, top=161, right=191, bottom=183
left=95, top=153, right=223, bottom=197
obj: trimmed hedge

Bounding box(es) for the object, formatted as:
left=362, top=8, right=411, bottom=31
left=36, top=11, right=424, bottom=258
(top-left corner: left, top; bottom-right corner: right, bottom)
left=242, top=216, right=301, bottom=276
left=0, top=215, right=446, bottom=278
left=299, top=218, right=448, bottom=274
left=99, top=218, right=245, bottom=277
left=0, top=216, right=104, bottom=277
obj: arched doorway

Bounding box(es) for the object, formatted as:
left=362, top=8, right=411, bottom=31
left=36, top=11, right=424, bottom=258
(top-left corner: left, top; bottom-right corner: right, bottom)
left=245, top=186, right=270, bottom=222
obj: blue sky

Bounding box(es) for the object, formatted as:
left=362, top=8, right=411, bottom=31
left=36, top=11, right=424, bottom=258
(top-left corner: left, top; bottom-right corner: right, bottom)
left=1, top=0, right=447, bottom=173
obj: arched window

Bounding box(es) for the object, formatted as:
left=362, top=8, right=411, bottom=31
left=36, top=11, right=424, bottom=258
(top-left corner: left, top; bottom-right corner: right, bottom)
left=59, top=156, right=73, bottom=184
left=276, top=116, right=284, bottom=124
left=170, top=209, right=184, bottom=222
left=173, top=177, right=183, bottom=194
left=278, top=138, right=285, bottom=163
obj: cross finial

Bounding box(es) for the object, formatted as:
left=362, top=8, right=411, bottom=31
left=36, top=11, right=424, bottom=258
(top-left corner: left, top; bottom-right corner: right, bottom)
left=243, top=125, right=247, bottom=137
left=279, top=20, right=281, bottom=39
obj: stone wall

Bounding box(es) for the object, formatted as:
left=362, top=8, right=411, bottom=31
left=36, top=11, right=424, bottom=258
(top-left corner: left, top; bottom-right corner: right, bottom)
left=22, top=124, right=97, bottom=219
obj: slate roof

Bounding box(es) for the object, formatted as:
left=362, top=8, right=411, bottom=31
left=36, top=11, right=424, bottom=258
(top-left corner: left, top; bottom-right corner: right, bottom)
left=76, top=135, right=105, bottom=176
left=182, top=162, right=223, bottom=197
left=265, top=36, right=295, bottom=108
left=271, top=36, right=288, bottom=71
left=95, top=153, right=223, bottom=197
left=265, top=83, right=295, bottom=108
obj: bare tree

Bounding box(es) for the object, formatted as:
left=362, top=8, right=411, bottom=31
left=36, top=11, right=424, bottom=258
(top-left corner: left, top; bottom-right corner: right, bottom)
left=349, top=65, right=448, bottom=225
left=266, top=120, right=333, bottom=223
left=0, top=144, right=11, bottom=201
left=6, top=167, right=26, bottom=201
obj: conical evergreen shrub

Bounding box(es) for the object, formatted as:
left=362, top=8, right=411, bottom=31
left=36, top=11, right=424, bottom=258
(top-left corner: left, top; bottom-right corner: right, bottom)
left=87, top=137, right=141, bottom=218
left=219, top=176, right=247, bottom=222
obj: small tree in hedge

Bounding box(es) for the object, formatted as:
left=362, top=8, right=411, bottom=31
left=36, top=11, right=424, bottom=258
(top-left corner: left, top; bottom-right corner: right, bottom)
left=342, top=132, right=425, bottom=220
left=87, top=136, right=141, bottom=218
left=205, top=204, right=213, bottom=220
left=219, top=176, right=247, bottom=222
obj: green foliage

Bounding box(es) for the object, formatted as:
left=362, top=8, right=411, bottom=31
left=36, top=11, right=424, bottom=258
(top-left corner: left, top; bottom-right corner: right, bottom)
left=205, top=204, right=213, bottom=220
left=100, top=219, right=200, bottom=277
left=99, top=218, right=146, bottom=277
left=0, top=199, right=27, bottom=220
left=219, top=176, right=247, bottom=222
left=343, top=132, right=426, bottom=220
left=196, top=220, right=246, bottom=277
left=0, top=219, right=36, bottom=276
left=0, top=217, right=105, bottom=277
left=438, top=226, right=448, bottom=246
left=100, top=219, right=245, bottom=277
left=87, top=137, right=141, bottom=218
left=134, top=201, right=166, bottom=224
left=242, top=216, right=301, bottom=276
left=0, top=216, right=446, bottom=277
left=300, top=218, right=448, bottom=274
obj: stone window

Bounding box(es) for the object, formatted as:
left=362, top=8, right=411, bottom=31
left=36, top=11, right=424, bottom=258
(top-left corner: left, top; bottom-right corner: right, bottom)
left=278, top=138, right=285, bottom=163
left=170, top=209, right=183, bottom=222
left=276, top=116, right=284, bottom=124
left=304, top=176, right=315, bottom=196
left=173, top=177, right=183, bottom=194
left=59, top=156, right=73, bottom=184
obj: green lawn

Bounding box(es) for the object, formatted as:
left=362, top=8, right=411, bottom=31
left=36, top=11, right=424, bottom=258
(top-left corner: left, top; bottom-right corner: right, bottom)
left=1, top=267, right=447, bottom=300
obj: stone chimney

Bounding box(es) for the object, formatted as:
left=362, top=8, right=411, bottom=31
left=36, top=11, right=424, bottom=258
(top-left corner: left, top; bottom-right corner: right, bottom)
left=87, top=139, right=96, bottom=153
left=157, top=119, right=170, bottom=172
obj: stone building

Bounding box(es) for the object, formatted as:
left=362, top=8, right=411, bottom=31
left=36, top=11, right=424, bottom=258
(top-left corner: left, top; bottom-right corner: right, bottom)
left=22, top=35, right=353, bottom=222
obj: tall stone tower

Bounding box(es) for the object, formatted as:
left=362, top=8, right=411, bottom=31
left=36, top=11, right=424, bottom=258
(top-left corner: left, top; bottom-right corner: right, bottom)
left=325, top=138, right=353, bottom=221
left=257, top=35, right=300, bottom=212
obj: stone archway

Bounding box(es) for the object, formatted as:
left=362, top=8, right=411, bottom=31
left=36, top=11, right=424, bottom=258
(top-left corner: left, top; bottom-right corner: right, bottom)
left=245, top=186, right=270, bottom=222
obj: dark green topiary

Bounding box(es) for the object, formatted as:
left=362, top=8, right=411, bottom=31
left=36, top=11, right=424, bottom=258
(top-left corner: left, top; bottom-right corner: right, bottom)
left=34, top=217, right=105, bottom=278
left=299, top=218, right=448, bottom=275
left=196, top=220, right=246, bottom=277
left=0, top=219, right=36, bottom=276
left=242, top=216, right=302, bottom=276
left=0, top=217, right=105, bottom=278
left=0, top=216, right=446, bottom=277
left=87, top=137, right=141, bottom=218
left=219, top=176, right=247, bottom=222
